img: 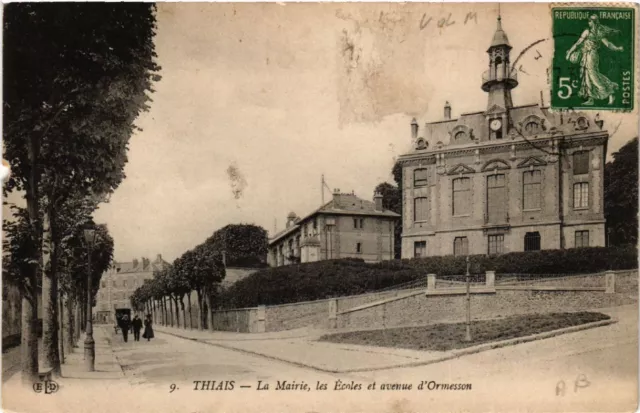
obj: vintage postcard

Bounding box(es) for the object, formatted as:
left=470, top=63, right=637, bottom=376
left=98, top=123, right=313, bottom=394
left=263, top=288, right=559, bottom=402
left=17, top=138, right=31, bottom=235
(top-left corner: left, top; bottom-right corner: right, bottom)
left=2, top=2, right=639, bottom=413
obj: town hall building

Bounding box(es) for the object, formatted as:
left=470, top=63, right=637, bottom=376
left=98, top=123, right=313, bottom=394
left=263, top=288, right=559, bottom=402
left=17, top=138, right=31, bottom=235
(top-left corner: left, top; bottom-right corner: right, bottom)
left=398, top=16, right=608, bottom=258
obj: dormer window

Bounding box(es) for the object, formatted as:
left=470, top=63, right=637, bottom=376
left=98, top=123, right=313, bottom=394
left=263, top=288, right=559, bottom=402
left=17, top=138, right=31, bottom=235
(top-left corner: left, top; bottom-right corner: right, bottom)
left=524, top=121, right=539, bottom=134
left=454, top=131, right=466, bottom=140
left=577, top=117, right=588, bottom=129
left=415, top=138, right=427, bottom=150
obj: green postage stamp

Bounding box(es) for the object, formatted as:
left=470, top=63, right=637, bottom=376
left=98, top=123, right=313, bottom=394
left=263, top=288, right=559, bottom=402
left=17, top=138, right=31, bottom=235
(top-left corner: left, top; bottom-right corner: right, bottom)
left=551, top=7, right=635, bottom=111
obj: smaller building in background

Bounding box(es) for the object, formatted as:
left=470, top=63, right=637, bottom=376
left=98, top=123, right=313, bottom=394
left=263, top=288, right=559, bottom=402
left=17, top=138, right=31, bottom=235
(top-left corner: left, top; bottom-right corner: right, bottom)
left=268, top=190, right=400, bottom=267
left=95, top=254, right=169, bottom=324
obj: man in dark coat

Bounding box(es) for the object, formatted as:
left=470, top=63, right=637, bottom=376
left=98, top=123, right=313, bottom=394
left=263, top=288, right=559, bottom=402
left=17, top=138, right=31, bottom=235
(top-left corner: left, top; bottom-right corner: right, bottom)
left=120, top=314, right=131, bottom=343
left=131, top=315, right=143, bottom=341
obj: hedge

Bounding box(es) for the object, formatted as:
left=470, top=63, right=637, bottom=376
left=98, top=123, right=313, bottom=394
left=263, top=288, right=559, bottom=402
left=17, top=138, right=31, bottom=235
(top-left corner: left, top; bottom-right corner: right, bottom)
left=216, top=245, right=637, bottom=309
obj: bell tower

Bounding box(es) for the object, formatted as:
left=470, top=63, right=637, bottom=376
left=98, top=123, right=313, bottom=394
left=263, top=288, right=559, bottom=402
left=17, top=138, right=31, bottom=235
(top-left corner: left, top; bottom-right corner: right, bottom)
left=482, top=15, right=518, bottom=140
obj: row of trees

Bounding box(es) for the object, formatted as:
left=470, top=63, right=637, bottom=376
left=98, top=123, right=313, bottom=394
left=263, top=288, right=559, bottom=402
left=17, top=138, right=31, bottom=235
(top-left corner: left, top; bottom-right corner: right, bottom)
left=3, top=3, right=160, bottom=384
left=130, top=224, right=268, bottom=330
left=373, top=136, right=638, bottom=258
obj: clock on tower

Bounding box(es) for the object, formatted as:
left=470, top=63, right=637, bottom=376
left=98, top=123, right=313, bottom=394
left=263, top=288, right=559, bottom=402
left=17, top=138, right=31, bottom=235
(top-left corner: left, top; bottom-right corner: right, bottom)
left=489, top=118, right=503, bottom=140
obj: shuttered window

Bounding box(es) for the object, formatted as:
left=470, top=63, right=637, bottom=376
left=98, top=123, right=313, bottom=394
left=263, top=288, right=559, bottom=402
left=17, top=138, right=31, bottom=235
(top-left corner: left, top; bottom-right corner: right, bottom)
left=573, top=151, right=589, bottom=175
left=414, top=197, right=429, bottom=222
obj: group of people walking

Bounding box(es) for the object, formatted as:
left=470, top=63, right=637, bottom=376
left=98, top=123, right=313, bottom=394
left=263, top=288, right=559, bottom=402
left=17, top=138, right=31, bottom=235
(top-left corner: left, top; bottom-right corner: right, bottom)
left=118, top=314, right=154, bottom=343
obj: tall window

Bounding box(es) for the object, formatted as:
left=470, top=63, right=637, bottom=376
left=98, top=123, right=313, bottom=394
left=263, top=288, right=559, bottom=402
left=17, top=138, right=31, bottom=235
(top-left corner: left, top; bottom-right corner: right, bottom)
left=488, top=234, right=504, bottom=255
left=356, top=242, right=362, bottom=253
left=523, top=170, right=542, bottom=210
left=414, top=169, right=428, bottom=187
left=452, top=178, right=471, bottom=216
left=487, top=174, right=507, bottom=223
left=573, top=151, right=589, bottom=175
left=573, top=182, right=589, bottom=208
left=453, top=237, right=469, bottom=256
left=524, top=232, right=541, bottom=251
left=575, top=230, right=589, bottom=248
left=101, top=281, right=106, bottom=288
left=414, top=241, right=427, bottom=258
left=414, top=197, right=429, bottom=222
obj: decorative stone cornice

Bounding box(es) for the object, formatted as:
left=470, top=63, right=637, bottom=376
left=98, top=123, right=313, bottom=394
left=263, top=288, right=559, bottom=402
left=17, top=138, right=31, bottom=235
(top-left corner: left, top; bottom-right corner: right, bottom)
left=397, top=131, right=608, bottom=162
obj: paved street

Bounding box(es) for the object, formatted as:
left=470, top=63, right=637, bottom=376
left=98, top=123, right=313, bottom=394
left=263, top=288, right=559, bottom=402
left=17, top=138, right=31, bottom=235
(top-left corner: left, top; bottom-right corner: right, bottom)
left=107, top=304, right=637, bottom=413
left=2, top=304, right=636, bottom=413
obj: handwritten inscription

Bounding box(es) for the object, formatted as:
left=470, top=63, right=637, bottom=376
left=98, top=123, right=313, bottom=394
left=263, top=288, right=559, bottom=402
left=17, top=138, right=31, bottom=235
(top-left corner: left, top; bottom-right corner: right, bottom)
left=420, top=12, right=478, bottom=30
left=556, top=374, right=591, bottom=396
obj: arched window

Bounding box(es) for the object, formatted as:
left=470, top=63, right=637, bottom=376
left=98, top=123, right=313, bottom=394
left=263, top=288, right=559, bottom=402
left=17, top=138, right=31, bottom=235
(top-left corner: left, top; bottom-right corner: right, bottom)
left=454, top=131, right=466, bottom=140
left=525, top=121, right=539, bottom=134
left=524, top=232, right=541, bottom=251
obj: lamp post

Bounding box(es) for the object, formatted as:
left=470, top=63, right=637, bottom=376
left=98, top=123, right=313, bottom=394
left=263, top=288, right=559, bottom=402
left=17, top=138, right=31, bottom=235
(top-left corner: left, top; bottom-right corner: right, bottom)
left=464, top=255, right=472, bottom=342
left=83, top=227, right=97, bottom=372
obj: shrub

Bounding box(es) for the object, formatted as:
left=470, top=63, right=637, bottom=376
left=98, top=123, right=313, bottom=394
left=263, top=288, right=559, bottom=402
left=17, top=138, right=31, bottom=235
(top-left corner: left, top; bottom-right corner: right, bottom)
left=216, top=246, right=637, bottom=308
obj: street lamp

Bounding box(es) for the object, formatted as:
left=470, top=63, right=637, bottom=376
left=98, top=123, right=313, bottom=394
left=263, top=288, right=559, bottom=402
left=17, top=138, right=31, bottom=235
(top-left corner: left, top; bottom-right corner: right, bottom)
left=464, top=256, right=472, bottom=342
left=83, top=227, right=97, bottom=372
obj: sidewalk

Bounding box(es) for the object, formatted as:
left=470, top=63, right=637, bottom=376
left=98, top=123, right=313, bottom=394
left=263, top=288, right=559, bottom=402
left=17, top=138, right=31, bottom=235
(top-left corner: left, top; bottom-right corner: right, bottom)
left=155, top=305, right=629, bottom=373
left=2, top=325, right=130, bottom=412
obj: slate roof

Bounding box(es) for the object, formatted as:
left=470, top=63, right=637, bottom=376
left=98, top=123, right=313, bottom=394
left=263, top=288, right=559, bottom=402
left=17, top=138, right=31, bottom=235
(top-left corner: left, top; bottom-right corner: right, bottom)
left=269, top=192, right=400, bottom=244
left=412, top=103, right=601, bottom=153
left=112, top=254, right=169, bottom=274
left=490, top=16, right=511, bottom=49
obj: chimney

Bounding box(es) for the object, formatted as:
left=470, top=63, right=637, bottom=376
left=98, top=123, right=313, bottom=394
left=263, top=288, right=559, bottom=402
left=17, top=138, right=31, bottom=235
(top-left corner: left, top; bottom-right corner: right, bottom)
left=373, top=191, right=383, bottom=211
left=444, top=101, right=451, bottom=120
left=132, top=258, right=139, bottom=269
left=156, top=254, right=162, bottom=261
left=333, top=189, right=341, bottom=207
left=411, top=118, right=418, bottom=140
left=286, top=212, right=297, bottom=228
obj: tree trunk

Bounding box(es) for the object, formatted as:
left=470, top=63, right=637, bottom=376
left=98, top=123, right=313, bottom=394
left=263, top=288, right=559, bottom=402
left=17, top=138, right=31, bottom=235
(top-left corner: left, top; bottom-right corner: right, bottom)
left=22, top=118, right=42, bottom=386
left=167, top=296, right=174, bottom=327
left=162, top=297, right=168, bottom=326
left=204, top=287, right=213, bottom=331
left=58, top=292, right=65, bottom=364
left=65, top=295, right=74, bottom=353
left=20, top=293, right=39, bottom=386
left=172, top=296, right=181, bottom=328
left=187, top=292, right=193, bottom=329
left=196, top=289, right=204, bottom=330
left=42, top=209, right=61, bottom=376
left=179, top=295, right=186, bottom=329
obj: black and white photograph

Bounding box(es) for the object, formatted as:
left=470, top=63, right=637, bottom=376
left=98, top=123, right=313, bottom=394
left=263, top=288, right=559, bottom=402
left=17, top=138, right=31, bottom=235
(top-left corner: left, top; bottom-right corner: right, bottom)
left=1, top=2, right=639, bottom=413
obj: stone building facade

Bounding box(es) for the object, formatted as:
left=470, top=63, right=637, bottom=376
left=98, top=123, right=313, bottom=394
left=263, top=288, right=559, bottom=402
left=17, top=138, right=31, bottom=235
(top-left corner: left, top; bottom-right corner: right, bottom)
left=268, top=190, right=400, bottom=266
left=398, top=16, right=608, bottom=258
left=95, top=254, right=168, bottom=323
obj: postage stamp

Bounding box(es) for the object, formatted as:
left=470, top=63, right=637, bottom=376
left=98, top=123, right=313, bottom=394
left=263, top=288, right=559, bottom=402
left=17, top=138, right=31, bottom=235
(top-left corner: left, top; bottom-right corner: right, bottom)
left=551, top=7, right=636, bottom=111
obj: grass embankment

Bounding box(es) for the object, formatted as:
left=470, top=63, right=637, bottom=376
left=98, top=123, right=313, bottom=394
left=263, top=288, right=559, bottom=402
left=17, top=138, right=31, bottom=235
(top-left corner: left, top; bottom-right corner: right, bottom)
left=319, top=312, right=611, bottom=352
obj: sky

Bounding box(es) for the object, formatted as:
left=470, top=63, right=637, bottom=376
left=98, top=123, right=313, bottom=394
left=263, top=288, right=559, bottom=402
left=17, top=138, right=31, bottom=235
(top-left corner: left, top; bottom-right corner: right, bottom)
left=5, top=3, right=638, bottom=263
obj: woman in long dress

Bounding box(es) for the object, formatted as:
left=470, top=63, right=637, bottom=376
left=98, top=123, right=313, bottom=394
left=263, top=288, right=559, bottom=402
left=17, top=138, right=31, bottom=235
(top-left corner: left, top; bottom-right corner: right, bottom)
left=566, top=15, right=624, bottom=105
left=142, top=314, right=155, bottom=341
